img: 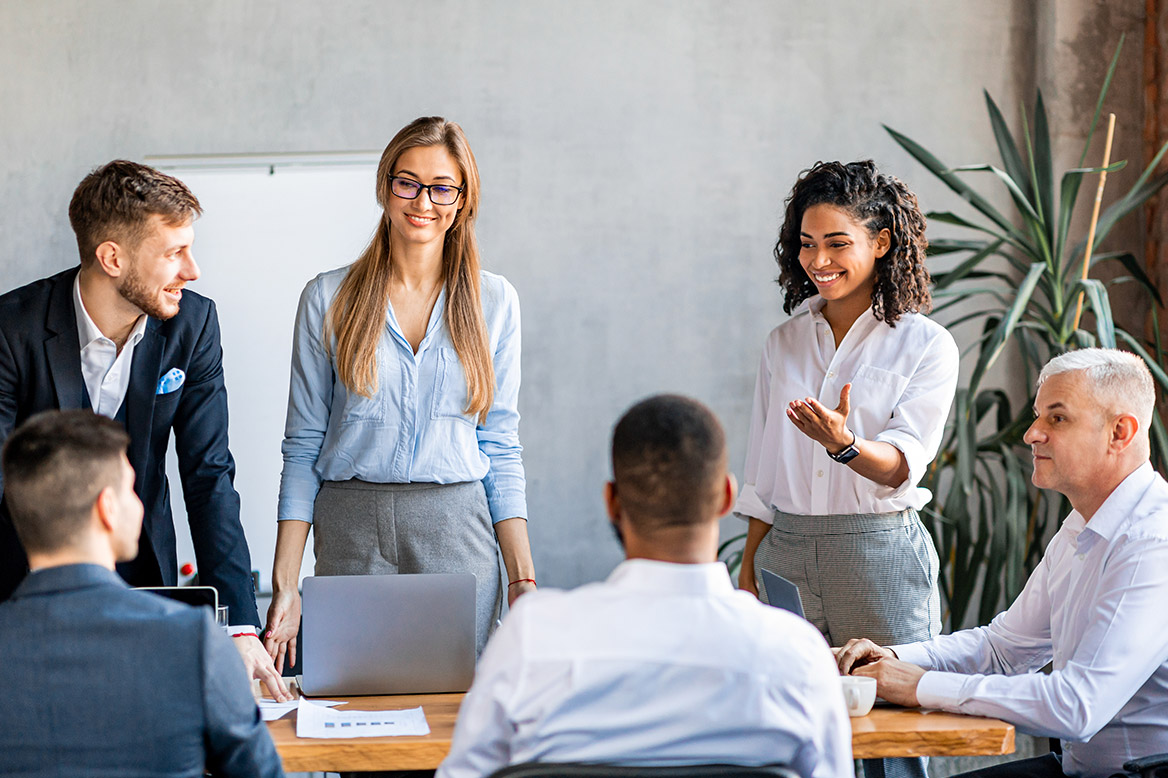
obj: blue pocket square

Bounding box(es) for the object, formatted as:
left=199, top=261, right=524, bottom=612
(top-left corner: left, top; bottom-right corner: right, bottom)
left=157, top=368, right=185, bottom=395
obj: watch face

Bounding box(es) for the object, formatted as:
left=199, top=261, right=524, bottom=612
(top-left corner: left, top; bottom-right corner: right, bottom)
left=831, top=445, right=860, bottom=464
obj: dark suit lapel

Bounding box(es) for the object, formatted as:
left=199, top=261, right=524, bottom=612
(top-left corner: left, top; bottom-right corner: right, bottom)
left=125, top=319, right=163, bottom=477
left=44, top=268, right=84, bottom=410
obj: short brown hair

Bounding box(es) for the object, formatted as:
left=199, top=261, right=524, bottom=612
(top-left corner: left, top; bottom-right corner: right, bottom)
left=611, top=395, right=728, bottom=529
left=68, top=160, right=202, bottom=264
left=2, top=410, right=130, bottom=554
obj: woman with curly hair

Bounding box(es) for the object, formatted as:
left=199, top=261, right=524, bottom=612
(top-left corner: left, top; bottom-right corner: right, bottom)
left=736, top=160, right=957, bottom=775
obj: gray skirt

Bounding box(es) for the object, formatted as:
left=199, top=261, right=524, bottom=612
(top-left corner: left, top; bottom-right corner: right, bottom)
left=312, top=479, right=502, bottom=656
left=754, top=507, right=941, bottom=646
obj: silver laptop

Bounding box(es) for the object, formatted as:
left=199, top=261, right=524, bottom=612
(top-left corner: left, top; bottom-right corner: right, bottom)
left=759, top=568, right=806, bottom=619
left=300, top=573, right=477, bottom=697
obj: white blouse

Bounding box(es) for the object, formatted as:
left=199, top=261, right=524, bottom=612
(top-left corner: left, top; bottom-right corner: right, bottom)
left=735, top=297, right=959, bottom=521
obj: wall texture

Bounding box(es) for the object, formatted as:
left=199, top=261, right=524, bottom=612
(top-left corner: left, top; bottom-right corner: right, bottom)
left=0, top=1, right=1136, bottom=588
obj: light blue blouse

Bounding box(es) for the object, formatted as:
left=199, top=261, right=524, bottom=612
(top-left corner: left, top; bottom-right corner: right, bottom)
left=277, top=266, right=527, bottom=525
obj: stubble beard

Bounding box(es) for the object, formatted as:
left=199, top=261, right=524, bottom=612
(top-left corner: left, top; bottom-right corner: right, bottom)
left=118, top=261, right=177, bottom=321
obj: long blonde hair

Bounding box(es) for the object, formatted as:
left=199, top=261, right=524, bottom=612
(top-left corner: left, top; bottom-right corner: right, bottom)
left=326, top=117, right=493, bottom=422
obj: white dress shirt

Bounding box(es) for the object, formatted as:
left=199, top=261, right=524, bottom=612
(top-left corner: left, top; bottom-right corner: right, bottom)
left=735, top=298, right=959, bottom=520
left=73, top=275, right=146, bottom=418
left=437, top=559, right=853, bottom=778
left=894, top=463, right=1168, bottom=778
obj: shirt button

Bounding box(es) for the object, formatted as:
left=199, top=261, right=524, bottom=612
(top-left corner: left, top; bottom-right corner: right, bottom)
left=817, top=470, right=824, bottom=478
left=827, top=370, right=836, bottom=378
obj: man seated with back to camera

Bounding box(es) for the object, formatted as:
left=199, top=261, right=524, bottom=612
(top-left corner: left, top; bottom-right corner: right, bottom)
left=437, top=394, right=852, bottom=778
left=836, top=348, right=1168, bottom=778
left=0, top=410, right=282, bottom=778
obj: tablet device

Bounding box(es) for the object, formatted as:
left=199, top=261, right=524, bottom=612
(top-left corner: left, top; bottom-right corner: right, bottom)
left=759, top=568, right=806, bottom=619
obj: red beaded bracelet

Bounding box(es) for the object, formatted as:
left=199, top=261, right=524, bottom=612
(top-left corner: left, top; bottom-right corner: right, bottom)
left=508, top=578, right=536, bottom=587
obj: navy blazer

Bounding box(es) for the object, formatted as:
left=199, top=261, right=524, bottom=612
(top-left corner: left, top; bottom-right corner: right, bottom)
left=0, top=564, right=283, bottom=777
left=0, top=267, right=261, bottom=627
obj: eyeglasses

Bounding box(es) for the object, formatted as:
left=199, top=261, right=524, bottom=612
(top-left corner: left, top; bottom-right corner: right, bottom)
left=389, top=176, right=464, bottom=206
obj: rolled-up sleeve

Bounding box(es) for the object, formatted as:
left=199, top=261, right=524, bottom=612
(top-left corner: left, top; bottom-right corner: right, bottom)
left=277, top=277, right=333, bottom=523
left=478, top=279, right=527, bottom=523
left=873, top=329, right=959, bottom=499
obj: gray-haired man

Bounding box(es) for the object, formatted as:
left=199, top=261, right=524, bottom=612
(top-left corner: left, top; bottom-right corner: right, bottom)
left=837, top=348, right=1168, bottom=778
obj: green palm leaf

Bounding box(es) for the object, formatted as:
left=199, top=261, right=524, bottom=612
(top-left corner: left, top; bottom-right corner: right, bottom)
left=984, top=90, right=1031, bottom=202
left=886, top=125, right=1035, bottom=251
left=1091, top=252, right=1164, bottom=306
left=968, top=262, right=1046, bottom=391
left=1033, top=91, right=1055, bottom=248
left=1068, top=279, right=1116, bottom=348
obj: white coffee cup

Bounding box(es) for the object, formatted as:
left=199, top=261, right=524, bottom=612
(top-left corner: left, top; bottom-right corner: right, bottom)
left=840, top=675, right=877, bottom=717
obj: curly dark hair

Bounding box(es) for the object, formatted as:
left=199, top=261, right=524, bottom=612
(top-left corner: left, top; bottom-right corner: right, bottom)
left=775, top=160, right=931, bottom=326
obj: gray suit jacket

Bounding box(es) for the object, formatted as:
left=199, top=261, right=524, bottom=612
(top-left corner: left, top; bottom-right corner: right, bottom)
left=0, top=564, right=283, bottom=777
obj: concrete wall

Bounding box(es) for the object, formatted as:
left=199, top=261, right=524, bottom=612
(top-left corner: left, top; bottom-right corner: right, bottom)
left=0, top=0, right=1069, bottom=587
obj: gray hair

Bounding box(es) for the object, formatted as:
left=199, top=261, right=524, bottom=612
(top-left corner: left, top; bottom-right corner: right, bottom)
left=1037, top=348, right=1156, bottom=430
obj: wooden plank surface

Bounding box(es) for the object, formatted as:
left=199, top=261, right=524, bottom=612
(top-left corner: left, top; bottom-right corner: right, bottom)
left=850, top=706, right=1015, bottom=759
left=265, top=689, right=1015, bottom=771
left=265, top=689, right=462, bottom=773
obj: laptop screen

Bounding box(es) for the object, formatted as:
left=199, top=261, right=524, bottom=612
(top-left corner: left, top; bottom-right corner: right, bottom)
left=135, top=585, right=219, bottom=612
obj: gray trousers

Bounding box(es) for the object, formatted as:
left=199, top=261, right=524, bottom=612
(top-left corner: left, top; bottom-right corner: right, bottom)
left=313, top=479, right=503, bottom=657
left=755, top=508, right=941, bottom=778
left=754, top=508, right=941, bottom=646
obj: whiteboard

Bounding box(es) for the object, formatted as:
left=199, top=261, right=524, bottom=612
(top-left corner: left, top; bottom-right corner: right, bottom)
left=154, top=157, right=382, bottom=594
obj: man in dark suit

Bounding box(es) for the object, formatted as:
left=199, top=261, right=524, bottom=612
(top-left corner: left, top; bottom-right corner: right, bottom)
left=0, top=409, right=283, bottom=777
left=0, top=159, right=287, bottom=698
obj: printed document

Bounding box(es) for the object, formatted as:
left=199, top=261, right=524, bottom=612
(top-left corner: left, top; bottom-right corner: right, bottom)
left=295, top=697, right=431, bottom=738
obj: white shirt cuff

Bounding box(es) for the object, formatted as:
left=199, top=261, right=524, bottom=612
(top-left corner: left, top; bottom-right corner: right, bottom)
left=913, top=670, right=967, bottom=711
left=228, top=625, right=258, bottom=638
left=889, top=642, right=931, bottom=667
left=732, top=483, right=772, bottom=523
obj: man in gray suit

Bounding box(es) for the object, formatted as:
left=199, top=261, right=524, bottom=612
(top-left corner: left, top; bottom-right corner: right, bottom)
left=0, top=409, right=283, bottom=777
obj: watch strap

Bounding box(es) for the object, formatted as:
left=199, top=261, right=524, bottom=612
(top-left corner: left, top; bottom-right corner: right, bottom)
left=827, top=430, right=860, bottom=464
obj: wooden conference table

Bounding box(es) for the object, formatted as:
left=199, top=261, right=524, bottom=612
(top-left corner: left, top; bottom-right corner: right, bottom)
left=266, top=687, right=1015, bottom=773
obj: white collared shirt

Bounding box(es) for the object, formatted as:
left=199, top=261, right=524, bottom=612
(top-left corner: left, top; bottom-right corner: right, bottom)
left=735, top=298, right=959, bottom=520
left=437, top=559, right=853, bottom=778
left=73, top=274, right=146, bottom=418
left=895, top=463, right=1168, bottom=778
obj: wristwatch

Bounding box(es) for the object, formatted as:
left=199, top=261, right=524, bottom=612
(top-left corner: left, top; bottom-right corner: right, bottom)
left=827, top=430, right=860, bottom=464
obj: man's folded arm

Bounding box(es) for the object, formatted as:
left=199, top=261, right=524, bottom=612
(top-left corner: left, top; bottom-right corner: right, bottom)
left=893, top=547, right=1057, bottom=677
left=901, top=537, right=1168, bottom=741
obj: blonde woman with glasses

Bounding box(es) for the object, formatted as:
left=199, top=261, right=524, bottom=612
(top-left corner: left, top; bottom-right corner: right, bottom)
left=263, top=117, right=534, bottom=669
